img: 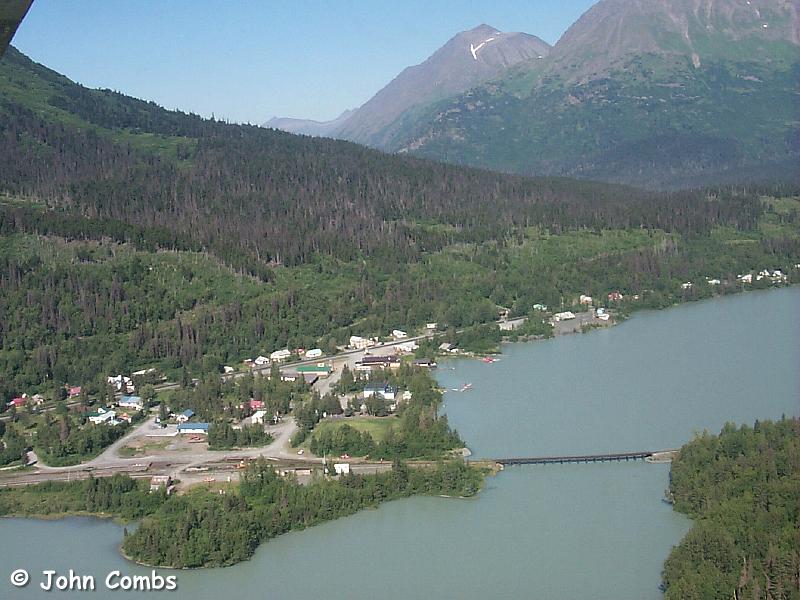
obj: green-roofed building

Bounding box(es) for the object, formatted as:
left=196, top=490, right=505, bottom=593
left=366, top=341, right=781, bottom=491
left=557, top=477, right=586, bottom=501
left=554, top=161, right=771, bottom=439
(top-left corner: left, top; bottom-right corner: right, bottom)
left=296, top=364, right=332, bottom=378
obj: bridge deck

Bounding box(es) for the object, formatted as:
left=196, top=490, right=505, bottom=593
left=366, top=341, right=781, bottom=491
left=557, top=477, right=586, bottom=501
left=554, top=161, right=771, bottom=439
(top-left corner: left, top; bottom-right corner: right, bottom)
left=485, top=451, right=668, bottom=466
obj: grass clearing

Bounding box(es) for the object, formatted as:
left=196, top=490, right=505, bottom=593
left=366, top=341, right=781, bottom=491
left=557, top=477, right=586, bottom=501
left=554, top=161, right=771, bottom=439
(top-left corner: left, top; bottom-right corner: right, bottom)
left=310, top=416, right=396, bottom=447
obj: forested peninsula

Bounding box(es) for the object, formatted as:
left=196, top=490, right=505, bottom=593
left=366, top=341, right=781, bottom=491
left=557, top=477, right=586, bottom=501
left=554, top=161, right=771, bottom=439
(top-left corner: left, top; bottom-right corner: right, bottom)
left=663, top=418, right=800, bottom=599
left=0, top=460, right=483, bottom=568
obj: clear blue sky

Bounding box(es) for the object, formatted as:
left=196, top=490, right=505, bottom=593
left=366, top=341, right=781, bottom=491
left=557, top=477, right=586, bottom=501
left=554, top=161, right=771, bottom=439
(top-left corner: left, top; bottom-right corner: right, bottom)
left=12, top=0, right=597, bottom=123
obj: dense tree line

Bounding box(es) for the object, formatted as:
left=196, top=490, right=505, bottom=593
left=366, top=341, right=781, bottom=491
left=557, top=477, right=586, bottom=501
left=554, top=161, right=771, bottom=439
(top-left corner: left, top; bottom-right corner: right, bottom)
left=663, top=418, right=800, bottom=599
left=0, top=423, right=26, bottom=466
left=207, top=422, right=272, bottom=451
left=121, top=458, right=482, bottom=568
left=0, top=474, right=166, bottom=518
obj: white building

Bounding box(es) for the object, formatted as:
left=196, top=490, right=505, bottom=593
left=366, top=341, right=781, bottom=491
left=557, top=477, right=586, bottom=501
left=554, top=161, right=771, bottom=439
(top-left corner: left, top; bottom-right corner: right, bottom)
left=395, top=341, right=418, bottom=353
left=706, top=278, right=721, bottom=285
left=251, top=410, right=267, bottom=425
left=334, top=463, right=350, bottom=475
left=553, top=311, right=576, bottom=322
left=305, top=348, right=323, bottom=359
left=89, top=409, right=116, bottom=425
left=107, top=374, right=134, bottom=393
left=391, top=329, right=408, bottom=340
left=118, top=395, right=143, bottom=410
left=270, top=349, right=292, bottom=362
left=254, top=356, right=270, bottom=366
left=579, top=295, right=593, bottom=305
left=349, top=335, right=374, bottom=350
left=681, top=282, right=693, bottom=290
left=131, top=368, right=156, bottom=377
left=223, top=366, right=235, bottom=374
left=425, top=323, right=438, bottom=330
left=532, top=304, right=548, bottom=311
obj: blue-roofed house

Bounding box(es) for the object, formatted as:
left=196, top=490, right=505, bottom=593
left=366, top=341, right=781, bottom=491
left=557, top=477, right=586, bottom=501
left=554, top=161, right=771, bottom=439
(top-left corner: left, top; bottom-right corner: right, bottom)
left=119, top=395, right=144, bottom=410
left=176, top=409, right=195, bottom=423
left=177, top=422, right=209, bottom=435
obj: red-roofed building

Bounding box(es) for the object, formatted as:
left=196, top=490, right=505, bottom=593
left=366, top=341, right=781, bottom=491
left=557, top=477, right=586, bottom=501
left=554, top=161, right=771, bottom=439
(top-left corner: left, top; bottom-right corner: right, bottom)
left=249, top=399, right=265, bottom=411
left=69, top=386, right=82, bottom=397
left=9, top=397, right=26, bottom=408
left=607, top=291, right=624, bottom=302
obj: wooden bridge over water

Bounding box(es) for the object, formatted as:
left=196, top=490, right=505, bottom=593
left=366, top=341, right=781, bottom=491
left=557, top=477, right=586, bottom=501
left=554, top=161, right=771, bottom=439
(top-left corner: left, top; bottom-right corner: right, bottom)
left=480, top=449, right=679, bottom=467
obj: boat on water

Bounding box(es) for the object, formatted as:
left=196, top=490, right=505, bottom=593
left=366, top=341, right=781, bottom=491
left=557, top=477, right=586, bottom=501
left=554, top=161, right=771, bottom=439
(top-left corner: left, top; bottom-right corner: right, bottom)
left=481, top=357, right=496, bottom=363
left=460, top=383, right=473, bottom=392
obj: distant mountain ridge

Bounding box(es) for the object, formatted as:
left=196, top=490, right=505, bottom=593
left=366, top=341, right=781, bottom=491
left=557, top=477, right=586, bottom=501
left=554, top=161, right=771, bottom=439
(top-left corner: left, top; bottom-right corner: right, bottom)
left=389, top=0, right=800, bottom=188
left=265, top=24, right=551, bottom=143
left=264, top=109, right=354, bottom=137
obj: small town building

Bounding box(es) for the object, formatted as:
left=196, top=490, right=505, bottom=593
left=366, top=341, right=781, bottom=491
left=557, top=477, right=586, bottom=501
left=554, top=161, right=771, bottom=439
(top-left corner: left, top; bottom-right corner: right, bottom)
left=304, top=348, right=323, bottom=359
left=177, top=422, right=209, bottom=435
left=363, top=383, right=397, bottom=401
left=532, top=304, right=548, bottom=311
left=706, top=278, right=721, bottom=285
left=132, top=368, right=157, bottom=377
left=579, top=295, right=593, bottom=305
left=254, top=356, right=270, bottom=366
left=270, top=349, right=292, bottom=362
left=438, top=342, right=453, bottom=352
left=8, top=396, right=27, bottom=408
left=223, top=366, right=235, bottom=374
left=149, top=475, right=173, bottom=494
left=108, top=374, right=135, bottom=393
left=553, top=311, right=576, bottom=322
left=251, top=410, right=268, bottom=425
left=392, top=329, right=408, bottom=340
left=119, top=395, right=143, bottom=410
left=349, top=335, right=372, bottom=350
left=681, top=282, right=693, bottom=290
left=499, top=320, right=519, bottom=331
left=88, top=408, right=117, bottom=425
left=426, top=323, right=438, bottom=330
left=176, top=409, right=195, bottom=423
left=334, top=463, right=350, bottom=475
left=68, top=386, right=82, bottom=397
left=357, top=355, right=400, bottom=371
left=607, top=291, right=623, bottom=302
left=296, top=364, right=332, bottom=378
left=413, top=358, right=437, bottom=369
left=248, top=399, right=265, bottom=411
left=395, top=341, right=418, bottom=353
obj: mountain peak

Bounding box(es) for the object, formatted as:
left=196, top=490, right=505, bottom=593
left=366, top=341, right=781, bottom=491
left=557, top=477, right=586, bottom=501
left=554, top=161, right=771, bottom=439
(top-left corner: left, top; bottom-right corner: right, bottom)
left=334, top=25, right=551, bottom=146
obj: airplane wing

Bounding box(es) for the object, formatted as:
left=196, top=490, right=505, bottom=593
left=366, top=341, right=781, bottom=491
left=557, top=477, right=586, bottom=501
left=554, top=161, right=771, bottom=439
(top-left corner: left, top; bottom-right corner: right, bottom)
left=0, top=0, right=34, bottom=58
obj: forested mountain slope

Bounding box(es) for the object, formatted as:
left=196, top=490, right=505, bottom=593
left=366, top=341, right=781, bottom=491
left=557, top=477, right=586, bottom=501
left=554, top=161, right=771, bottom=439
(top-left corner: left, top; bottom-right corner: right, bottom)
left=0, top=46, right=798, bottom=400
left=0, top=46, right=754, bottom=271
